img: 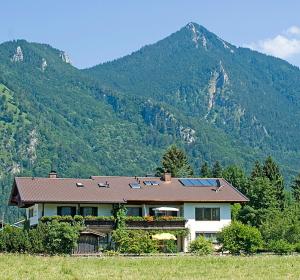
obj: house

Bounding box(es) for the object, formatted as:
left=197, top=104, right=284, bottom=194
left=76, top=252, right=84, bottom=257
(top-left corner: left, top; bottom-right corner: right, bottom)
left=9, top=171, right=248, bottom=252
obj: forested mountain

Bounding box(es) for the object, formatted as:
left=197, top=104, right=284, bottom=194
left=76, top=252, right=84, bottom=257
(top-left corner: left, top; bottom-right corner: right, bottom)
left=1, top=22, right=300, bottom=220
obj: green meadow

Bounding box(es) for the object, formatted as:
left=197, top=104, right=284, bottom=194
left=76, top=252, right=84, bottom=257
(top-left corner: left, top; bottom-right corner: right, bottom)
left=0, top=254, right=299, bottom=280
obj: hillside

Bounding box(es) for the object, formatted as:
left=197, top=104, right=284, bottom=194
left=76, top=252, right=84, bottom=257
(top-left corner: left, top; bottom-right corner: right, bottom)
left=86, top=22, right=300, bottom=176
left=1, top=23, right=300, bottom=220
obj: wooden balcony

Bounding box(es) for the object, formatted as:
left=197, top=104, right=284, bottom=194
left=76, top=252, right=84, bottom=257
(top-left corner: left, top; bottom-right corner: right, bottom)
left=125, top=219, right=186, bottom=229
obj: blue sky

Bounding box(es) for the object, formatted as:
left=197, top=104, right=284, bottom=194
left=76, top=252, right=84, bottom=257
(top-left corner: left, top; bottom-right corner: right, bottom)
left=1, top=1, right=300, bottom=68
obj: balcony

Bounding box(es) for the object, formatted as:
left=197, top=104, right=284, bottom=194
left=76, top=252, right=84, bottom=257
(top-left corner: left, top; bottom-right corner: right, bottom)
left=41, top=215, right=187, bottom=230
left=85, top=216, right=187, bottom=229
left=126, top=219, right=186, bottom=229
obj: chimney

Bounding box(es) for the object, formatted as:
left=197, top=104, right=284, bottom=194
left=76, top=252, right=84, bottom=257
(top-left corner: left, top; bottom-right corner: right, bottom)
left=49, top=170, right=57, bottom=178
left=163, top=172, right=172, bottom=182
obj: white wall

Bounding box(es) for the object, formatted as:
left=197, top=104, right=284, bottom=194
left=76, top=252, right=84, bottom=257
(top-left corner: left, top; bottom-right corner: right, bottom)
left=183, top=203, right=231, bottom=251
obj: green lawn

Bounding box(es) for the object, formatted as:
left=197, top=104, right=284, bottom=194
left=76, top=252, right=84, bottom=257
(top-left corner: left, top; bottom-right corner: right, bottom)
left=0, top=254, right=299, bottom=280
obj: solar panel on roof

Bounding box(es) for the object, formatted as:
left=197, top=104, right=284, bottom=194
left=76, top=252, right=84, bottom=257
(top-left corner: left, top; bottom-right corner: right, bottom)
left=179, top=179, right=218, bottom=187
left=130, top=183, right=141, bottom=189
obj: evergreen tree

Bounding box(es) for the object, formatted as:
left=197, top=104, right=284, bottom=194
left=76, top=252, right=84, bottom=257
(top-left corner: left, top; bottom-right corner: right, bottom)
left=291, top=172, right=300, bottom=202
left=251, top=160, right=263, bottom=179
left=212, top=161, right=222, bottom=177
left=200, top=162, right=211, bottom=177
left=222, top=165, right=248, bottom=194
left=247, top=177, right=278, bottom=210
left=157, top=145, right=194, bottom=177
left=262, top=156, right=285, bottom=208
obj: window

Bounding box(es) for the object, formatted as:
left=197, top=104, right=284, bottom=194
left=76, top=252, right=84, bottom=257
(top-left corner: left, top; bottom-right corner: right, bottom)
left=196, top=232, right=218, bottom=243
left=195, top=208, right=220, bottom=221
left=57, top=206, right=76, bottom=216
left=126, top=207, right=142, bottom=216
left=28, top=208, right=34, bottom=218
left=80, top=207, right=98, bottom=217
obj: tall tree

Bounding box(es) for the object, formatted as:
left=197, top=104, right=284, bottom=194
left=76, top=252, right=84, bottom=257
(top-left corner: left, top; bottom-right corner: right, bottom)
left=200, top=162, right=211, bottom=177
left=222, top=165, right=248, bottom=194
left=250, top=160, right=264, bottom=179
left=247, top=177, right=278, bottom=210
left=291, top=172, right=300, bottom=202
left=212, top=161, right=222, bottom=177
left=262, top=156, right=285, bottom=208
left=157, top=145, right=194, bottom=177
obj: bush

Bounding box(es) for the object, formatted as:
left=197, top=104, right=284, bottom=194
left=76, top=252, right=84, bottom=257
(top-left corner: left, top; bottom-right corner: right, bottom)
left=0, top=226, right=31, bottom=253
left=112, top=229, right=158, bottom=254
left=43, top=221, right=80, bottom=254
left=218, top=221, right=263, bottom=254
left=269, top=239, right=294, bottom=255
left=160, top=240, right=178, bottom=253
left=294, top=242, right=300, bottom=253
left=0, top=221, right=81, bottom=255
left=189, top=236, right=213, bottom=255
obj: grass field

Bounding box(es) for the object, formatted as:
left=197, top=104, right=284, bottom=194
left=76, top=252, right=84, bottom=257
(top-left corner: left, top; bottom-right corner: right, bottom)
left=0, top=254, right=299, bottom=280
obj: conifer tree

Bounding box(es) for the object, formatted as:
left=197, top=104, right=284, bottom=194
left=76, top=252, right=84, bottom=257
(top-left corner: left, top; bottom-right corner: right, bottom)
left=200, top=162, right=211, bottom=177
left=157, top=145, right=194, bottom=177
left=251, top=160, right=263, bottom=179
left=291, top=173, right=300, bottom=202
left=222, top=165, right=248, bottom=194
left=262, top=156, right=285, bottom=208
left=212, top=161, right=222, bottom=177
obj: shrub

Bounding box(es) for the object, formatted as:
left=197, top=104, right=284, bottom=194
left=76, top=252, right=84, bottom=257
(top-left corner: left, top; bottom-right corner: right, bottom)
left=189, top=236, right=213, bottom=255
left=43, top=221, right=80, bottom=254
left=160, top=240, right=178, bottom=253
left=0, top=221, right=81, bottom=255
left=0, top=226, right=31, bottom=253
left=269, top=239, right=294, bottom=255
left=112, top=229, right=158, bottom=254
left=294, top=242, right=300, bottom=253
left=218, top=221, right=263, bottom=254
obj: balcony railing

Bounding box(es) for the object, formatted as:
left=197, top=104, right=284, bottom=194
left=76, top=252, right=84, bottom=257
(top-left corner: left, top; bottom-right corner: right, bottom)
left=41, top=215, right=187, bottom=229
left=125, top=219, right=186, bottom=229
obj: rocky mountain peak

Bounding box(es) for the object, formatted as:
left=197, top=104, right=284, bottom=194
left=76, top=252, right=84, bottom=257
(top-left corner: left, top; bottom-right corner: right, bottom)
left=59, top=51, right=72, bottom=64
left=11, top=46, right=24, bottom=62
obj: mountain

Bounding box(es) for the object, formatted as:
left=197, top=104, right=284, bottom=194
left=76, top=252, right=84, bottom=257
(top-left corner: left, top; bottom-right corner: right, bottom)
left=1, top=23, right=300, bottom=220
left=86, top=22, right=300, bottom=175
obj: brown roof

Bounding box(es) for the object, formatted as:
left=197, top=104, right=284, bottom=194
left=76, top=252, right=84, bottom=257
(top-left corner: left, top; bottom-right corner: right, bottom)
left=10, top=176, right=248, bottom=206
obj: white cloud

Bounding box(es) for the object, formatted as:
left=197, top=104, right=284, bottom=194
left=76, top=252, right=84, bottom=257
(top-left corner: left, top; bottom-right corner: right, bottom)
left=286, top=26, right=300, bottom=36
left=246, top=26, right=300, bottom=62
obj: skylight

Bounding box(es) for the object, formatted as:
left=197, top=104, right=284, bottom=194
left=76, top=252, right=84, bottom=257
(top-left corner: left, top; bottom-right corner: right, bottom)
left=143, top=180, right=160, bottom=186
left=98, top=183, right=109, bottom=188
left=129, top=183, right=141, bottom=189
left=76, top=182, right=84, bottom=187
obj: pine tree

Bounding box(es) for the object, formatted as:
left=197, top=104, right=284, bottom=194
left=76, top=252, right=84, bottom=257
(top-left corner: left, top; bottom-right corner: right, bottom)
left=200, top=162, right=211, bottom=177
left=251, top=160, right=263, bottom=179
left=222, top=165, right=248, bottom=194
left=291, top=173, right=300, bottom=202
left=262, top=156, right=285, bottom=209
left=212, top=161, right=222, bottom=177
left=158, top=145, right=194, bottom=177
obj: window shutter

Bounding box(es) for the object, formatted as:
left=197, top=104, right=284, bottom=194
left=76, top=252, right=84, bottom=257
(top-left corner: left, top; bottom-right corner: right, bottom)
left=139, top=207, right=143, bottom=217
left=57, top=207, right=62, bottom=216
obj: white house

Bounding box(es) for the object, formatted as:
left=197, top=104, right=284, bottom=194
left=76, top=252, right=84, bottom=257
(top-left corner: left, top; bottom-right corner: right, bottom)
left=9, top=171, right=248, bottom=252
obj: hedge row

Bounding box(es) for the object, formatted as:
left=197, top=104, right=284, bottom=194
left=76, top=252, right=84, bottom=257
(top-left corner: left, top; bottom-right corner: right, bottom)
left=0, top=221, right=80, bottom=254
